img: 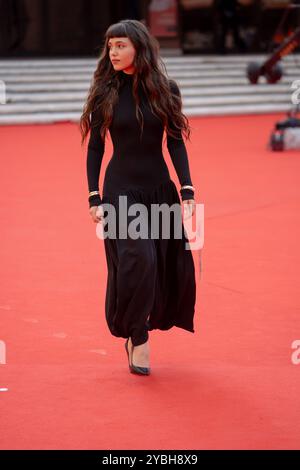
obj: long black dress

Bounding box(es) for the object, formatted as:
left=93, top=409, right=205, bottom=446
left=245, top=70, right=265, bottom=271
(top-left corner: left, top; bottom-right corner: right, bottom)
left=86, top=71, right=196, bottom=346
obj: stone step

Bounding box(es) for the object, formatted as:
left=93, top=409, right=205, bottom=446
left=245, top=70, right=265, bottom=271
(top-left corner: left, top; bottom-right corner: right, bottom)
left=1, top=69, right=299, bottom=83
left=0, top=54, right=299, bottom=124
left=1, top=91, right=295, bottom=115
left=0, top=53, right=298, bottom=67
left=0, top=61, right=298, bottom=75
left=3, top=84, right=294, bottom=104
left=3, top=75, right=296, bottom=94
left=0, top=103, right=292, bottom=126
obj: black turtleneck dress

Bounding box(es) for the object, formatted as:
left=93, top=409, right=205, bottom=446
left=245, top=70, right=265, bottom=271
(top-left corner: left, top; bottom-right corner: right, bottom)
left=86, top=71, right=196, bottom=346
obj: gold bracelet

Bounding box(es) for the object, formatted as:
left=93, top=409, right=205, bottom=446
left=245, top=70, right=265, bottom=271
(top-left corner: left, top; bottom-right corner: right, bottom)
left=89, top=191, right=100, bottom=197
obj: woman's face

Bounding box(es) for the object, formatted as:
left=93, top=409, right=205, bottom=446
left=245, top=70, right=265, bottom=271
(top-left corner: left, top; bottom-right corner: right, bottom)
left=108, top=37, right=136, bottom=74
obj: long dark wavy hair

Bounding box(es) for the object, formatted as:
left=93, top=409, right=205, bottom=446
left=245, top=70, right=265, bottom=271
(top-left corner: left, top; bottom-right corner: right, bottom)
left=79, top=19, right=191, bottom=147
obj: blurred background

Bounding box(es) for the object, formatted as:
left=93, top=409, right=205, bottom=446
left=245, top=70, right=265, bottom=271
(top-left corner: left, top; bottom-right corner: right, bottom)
left=0, top=0, right=300, bottom=125
left=0, top=0, right=300, bottom=57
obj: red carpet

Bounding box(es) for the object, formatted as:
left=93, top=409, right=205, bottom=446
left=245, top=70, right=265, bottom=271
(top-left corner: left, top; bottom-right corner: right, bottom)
left=0, top=113, right=300, bottom=449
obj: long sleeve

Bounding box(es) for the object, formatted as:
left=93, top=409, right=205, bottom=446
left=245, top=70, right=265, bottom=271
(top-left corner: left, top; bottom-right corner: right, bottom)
left=167, top=80, right=194, bottom=201
left=86, top=105, right=105, bottom=208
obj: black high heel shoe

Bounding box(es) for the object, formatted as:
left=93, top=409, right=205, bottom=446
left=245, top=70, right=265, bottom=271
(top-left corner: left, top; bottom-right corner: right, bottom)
left=125, top=338, right=131, bottom=369
left=125, top=338, right=150, bottom=376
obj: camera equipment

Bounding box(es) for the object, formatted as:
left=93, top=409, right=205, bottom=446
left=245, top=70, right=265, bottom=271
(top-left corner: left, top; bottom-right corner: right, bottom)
left=246, top=4, right=300, bottom=84
left=245, top=3, right=300, bottom=150
left=269, top=105, right=300, bottom=151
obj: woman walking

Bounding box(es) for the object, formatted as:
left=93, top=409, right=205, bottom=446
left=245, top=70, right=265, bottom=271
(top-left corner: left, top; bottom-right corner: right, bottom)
left=80, top=19, right=196, bottom=376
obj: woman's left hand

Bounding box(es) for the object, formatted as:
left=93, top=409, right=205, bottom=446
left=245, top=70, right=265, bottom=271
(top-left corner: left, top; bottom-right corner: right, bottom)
left=183, top=199, right=196, bottom=219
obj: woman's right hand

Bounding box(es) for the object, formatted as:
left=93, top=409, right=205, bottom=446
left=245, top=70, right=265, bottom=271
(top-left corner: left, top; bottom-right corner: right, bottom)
left=89, top=205, right=104, bottom=224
